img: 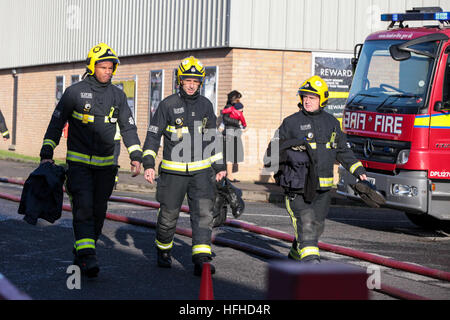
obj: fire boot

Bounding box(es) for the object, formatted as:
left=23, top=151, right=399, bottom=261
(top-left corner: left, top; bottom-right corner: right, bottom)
left=301, top=255, right=321, bottom=264
left=193, top=256, right=216, bottom=277
left=287, top=239, right=301, bottom=261
left=216, top=178, right=245, bottom=219
left=157, top=248, right=172, bottom=268
left=74, top=254, right=100, bottom=278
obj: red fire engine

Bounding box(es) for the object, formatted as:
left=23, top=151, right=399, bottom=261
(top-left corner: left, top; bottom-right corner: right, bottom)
left=337, top=7, right=450, bottom=230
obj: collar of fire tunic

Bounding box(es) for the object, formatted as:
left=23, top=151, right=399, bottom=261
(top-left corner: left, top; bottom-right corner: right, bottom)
left=298, top=102, right=323, bottom=116
left=85, top=74, right=111, bottom=90
left=179, top=86, right=200, bottom=104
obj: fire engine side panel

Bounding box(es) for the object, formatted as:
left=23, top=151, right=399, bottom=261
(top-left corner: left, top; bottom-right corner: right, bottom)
left=428, top=125, right=450, bottom=179
left=427, top=39, right=450, bottom=180
left=343, top=111, right=415, bottom=141
left=340, top=24, right=450, bottom=221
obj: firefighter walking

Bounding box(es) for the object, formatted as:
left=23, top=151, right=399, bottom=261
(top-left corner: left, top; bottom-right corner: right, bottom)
left=274, top=75, right=367, bottom=263
left=40, top=43, right=142, bottom=277
left=143, top=56, right=226, bottom=276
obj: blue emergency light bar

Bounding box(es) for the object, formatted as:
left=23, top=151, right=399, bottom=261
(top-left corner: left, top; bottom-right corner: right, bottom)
left=381, top=11, right=450, bottom=22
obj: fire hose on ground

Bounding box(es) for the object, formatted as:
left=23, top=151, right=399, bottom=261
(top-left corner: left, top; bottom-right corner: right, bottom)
left=0, top=190, right=429, bottom=300
left=109, top=193, right=450, bottom=283
left=0, top=177, right=447, bottom=299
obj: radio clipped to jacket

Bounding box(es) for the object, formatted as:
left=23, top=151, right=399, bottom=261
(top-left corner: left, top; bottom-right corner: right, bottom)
left=107, top=106, right=119, bottom=124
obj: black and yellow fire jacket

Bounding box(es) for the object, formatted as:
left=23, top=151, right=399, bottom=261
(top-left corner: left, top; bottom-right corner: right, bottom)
left=40, top=75, right=142, bottom=167
left=268, top=107, right=365, bottom=190
left=142, top=89, right=225, bottom=175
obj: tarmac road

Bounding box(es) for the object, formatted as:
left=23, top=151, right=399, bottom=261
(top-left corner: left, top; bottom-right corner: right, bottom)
left=0, top=159, right=449, bottom=302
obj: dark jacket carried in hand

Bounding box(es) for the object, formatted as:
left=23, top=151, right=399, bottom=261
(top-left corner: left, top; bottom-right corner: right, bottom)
left=274, top=139, right=318, bottom=202
left=264, top=108, right=366, bottom=200
left=18, top=162, right=66, bottom=225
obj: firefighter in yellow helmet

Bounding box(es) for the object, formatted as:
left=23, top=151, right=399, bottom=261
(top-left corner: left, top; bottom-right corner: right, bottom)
left=143, top=56, right=226, bottom=276
left=40, top=43, right=142, bottom=277
left=266, top=75, right=367, bottom=263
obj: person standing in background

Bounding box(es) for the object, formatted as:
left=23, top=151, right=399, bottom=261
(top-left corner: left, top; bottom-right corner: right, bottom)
left=0, top=109, right=10, bottom=141
left=220, top=90, right=245, bottom=182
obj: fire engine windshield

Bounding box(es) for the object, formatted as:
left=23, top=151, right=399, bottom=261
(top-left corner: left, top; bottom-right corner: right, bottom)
left=348, top=40, right=439, bottom=114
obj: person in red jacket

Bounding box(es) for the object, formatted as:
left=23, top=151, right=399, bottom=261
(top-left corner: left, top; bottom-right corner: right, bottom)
left=219, top=91, right=246, bottom=182
left=220, top=102, right=247, bottom=129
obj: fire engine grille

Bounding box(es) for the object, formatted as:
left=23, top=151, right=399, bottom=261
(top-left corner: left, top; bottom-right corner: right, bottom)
left=346, top=135, right=411, bottom=164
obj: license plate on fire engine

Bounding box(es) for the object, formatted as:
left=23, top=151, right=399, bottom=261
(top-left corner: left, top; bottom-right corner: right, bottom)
left=366, top=177, right=376, bottom=185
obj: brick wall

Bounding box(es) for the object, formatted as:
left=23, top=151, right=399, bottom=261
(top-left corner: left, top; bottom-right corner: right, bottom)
left=0, top=47, right=312, bottom=182
left=0, top=70, right=14, bottom=148
left=230, top=49, right=311, bottom=182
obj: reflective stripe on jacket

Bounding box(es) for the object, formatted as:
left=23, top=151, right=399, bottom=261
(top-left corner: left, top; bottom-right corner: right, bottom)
left=275, top=109, right=365, bottom=190
left=142, top=92, right=225, bottom=175
left=40, top=76, right=142, bottom=168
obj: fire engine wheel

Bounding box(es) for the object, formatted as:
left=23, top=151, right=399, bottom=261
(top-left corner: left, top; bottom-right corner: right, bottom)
left=405, top=212, right=450, bottom=233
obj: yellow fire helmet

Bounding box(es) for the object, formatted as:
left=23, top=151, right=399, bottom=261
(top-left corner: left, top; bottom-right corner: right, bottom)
left=86, top=43, right=120, bottom=76
left=177, top=56, right=205, bottom=85
left=298, top=75, right=329, bottom=107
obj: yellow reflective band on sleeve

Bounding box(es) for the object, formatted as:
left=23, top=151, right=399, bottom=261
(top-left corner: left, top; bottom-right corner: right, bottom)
left=143, top=149, right=157, bottom=159
left=350, top=161, right=363, bottom=174
left=75, top=238, right=96, bottom=251
left=319, top=177, right=334, bottom=187
left=43, top=139, right=57, bottom=149
left=309, top=142, right=317, bottom=149
left=165, top=125, right=189, bottom=134
left=155, top=239, right=173, bottom=251
left=2, top=130, right=9, bottom=137
left=192, top=244, right=212, bottom=256
left=72, top=111, right=94, bottom=123
left=325, top=142, right=331, bottom=149
left=209, top=152, right=223, bottom=163
left=300, top=246, right=320, bottom=259
left=127, top=144, right=142, bottom=154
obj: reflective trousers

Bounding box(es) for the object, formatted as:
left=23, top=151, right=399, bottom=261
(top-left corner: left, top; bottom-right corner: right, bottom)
left=66, top=164, right=117, bottom=256
left=155, top=170, right=215, bottom=263
left=285, top=190, right=331, bottom=261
